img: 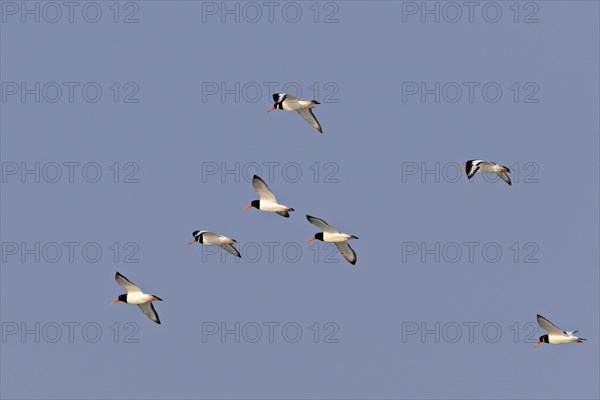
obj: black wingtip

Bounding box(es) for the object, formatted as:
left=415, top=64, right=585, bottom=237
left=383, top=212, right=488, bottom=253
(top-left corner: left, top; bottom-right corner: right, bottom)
left=306, top=215, right=313, bottom=221
left=289, top=208, right=295, bottom=212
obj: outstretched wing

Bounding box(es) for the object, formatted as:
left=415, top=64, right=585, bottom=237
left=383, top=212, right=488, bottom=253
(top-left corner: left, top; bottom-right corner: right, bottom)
left=252, top=175, right=277, bottom=202
left=297, top=108, right=323, bottom=134
left=465, top=160, right=481, bottom=179
left=306, top=215, right=338, bottom=233
left=335, top=242, right=357, bottom=265
left=115, top=272, right=142, bottom=294
left=138, top=302, right=161, bottom=324
left=282, top=93, right=298, bottom=102
left=537, top=314, right=566, bottom=336
left=200, top=231, right=224, bottom=245
left=498, top=172, right=512, bottom=186
left=220, top=243, right=241, bottom=258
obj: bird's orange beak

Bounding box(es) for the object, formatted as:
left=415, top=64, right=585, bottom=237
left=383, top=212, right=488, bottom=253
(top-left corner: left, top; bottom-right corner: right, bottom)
left=534, top=340, right=541, bottom=348
left=306, top=237, right=316, bottom=243
left=460, top=166, right=466, bottom=170
left=244, top=204, right=252, bottom=210
left=267, top=106, right=276, bottom=112
left=188, top=239, right=196, bottom=245
left=151, top=297, right=159, bottom=301
left=111, top=298, right=120, bottom=304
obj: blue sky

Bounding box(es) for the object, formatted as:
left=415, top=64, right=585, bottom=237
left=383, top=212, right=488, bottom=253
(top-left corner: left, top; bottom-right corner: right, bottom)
left=1, top=1, right=599, bottom=399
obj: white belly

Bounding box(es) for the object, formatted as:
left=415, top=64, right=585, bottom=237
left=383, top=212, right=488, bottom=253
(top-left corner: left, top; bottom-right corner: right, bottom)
left=260, top=201, right=289, bottom=212
left=127, top=293, right=152, bottom=304
left=282, top=100, right=309, bottom=111
left=323, top=232, right=351, bottom=243
left=548, top=335, right=577, bottom=344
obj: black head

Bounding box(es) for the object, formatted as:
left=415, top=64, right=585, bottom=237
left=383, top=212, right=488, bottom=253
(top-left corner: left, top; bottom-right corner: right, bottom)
left=191, top=230, right=203, bottom=244
left=314, top=232, right=324, bottom=241
left=244, top=200, right=261, bottom=211
left=118, top=294, right=128, bottom=303
left=272, top=93, right=286, bottom=109
left=534, top=334, right=549, bottom=348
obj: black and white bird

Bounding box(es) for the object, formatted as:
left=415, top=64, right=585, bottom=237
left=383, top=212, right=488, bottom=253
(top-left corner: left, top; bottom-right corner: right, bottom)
left=111, top=272, right=162, bottom=324
left=461, top=160, right=512, bottom=185
left=245, top=175, right=295, bottom=218
left=306, top=215, right=358, bottom=265
left=535, top=314, right=586, bottom=348
left=267, top=93, right=323, bottom=134
left=188, top=230, right=241, bottom=258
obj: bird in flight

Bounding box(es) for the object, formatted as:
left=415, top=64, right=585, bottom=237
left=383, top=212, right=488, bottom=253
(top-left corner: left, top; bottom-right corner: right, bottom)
left=535, top=314, right=586, bottom=347
left=306, top=215, right=359, bottom=265
left=189, top=230, right=241, bottom=258
left=462, top=160, right=512, bottom=185
left=267, top=93, right=323, bottom=134
left=245, top=175, right=295, bottom=218
left=111, top=272, right=163, bottom=324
